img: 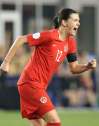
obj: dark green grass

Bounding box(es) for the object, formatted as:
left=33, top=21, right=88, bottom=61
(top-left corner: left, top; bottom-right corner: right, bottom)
left=0, top=108, right=99, bottom=126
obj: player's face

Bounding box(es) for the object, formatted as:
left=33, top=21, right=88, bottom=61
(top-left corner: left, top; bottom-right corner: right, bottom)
left=66, top=13, right=80, bottom=36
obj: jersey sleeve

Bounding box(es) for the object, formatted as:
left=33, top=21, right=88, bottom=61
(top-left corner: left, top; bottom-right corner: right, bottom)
left=68, top=37, right=77, bottom=54
left=67, top=37, right=77, bottom=62
left=27, top=31, right=52, bottom=46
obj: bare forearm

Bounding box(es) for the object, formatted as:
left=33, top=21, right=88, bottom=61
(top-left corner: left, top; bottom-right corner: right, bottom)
left=4, top=40, right=20, bottom=63
left=69, top=60, right=96, bottom=74
left=71, top=64, right=89, bottom=74
left=0, top=36, right=27, bottom=72
left=4, top=36, right=26, bottom=63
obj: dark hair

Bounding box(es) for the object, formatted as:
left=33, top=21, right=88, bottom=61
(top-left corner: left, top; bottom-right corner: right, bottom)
left=53, top=8, right=78, bottom=28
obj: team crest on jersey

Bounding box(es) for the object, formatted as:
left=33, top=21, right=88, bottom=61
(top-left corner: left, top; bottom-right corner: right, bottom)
left=32, top=32, right=40, bottom=39
left=40, top=96, right=47, bottom=104
left=64, top=45, right=68, bottom=52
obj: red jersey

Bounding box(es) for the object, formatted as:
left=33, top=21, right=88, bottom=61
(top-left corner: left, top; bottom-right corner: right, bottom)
left=17, top=29, right=77, bottom=89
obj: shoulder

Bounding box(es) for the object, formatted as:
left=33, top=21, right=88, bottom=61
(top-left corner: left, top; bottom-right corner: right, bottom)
left=67, top=36, right=77, bottom=51
left=49, top=28, right=58, bottom=39
left=42, top=28, right=57, bottom=34
left=41, top=28, right=57, bottom=39
left=68, top=36, right=77, bottom=42
left=40, top=29, right=52, bottom=37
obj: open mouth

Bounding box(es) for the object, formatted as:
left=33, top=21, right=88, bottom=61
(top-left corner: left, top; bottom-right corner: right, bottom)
left=73, top=27, right=77, bottom=31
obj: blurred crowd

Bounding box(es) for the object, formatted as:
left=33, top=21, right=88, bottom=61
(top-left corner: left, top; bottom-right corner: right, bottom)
left=0, top=44, right=98, bottom=109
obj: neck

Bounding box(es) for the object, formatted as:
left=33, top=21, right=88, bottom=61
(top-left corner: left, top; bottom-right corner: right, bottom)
left=58, top=26, right=68, bottom=41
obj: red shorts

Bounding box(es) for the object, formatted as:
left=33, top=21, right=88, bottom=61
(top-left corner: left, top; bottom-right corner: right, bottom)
left=18, top=84, right=55, bottom=119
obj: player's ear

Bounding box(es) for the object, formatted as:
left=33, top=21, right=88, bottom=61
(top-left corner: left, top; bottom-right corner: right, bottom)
left=61, top=20, right=68, bottom=27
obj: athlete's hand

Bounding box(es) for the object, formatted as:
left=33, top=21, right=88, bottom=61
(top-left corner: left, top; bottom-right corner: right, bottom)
left=87, top=59, right=96, bottom=69
left=0, top=60, right=10, bottom=74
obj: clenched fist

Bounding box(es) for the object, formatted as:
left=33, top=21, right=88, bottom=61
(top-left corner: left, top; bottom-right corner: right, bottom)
left=87, top=59, right=96, bottom=69
left=0, top=60, right=10, bottom=73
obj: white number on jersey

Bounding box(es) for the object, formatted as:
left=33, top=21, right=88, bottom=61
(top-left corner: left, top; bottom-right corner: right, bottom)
left=56, top=50, right=63, bottom=62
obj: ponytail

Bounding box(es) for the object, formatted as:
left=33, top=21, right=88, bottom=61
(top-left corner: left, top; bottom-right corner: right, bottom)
left=53, top=15, right=60, bottom=29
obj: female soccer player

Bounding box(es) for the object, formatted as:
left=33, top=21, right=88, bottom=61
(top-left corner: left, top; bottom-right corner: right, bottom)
left=0, top=8, right=96, bottom=126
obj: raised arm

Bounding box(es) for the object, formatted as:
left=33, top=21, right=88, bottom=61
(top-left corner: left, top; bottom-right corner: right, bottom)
left=0, top=35, right=27, bottom=72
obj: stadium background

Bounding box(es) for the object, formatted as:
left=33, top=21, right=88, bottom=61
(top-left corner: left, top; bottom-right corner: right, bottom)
left=0, top=0, right=99, bottom=126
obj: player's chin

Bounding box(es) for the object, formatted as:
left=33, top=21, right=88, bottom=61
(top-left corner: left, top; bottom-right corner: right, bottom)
left=71, top=32, right=77, bottom=36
